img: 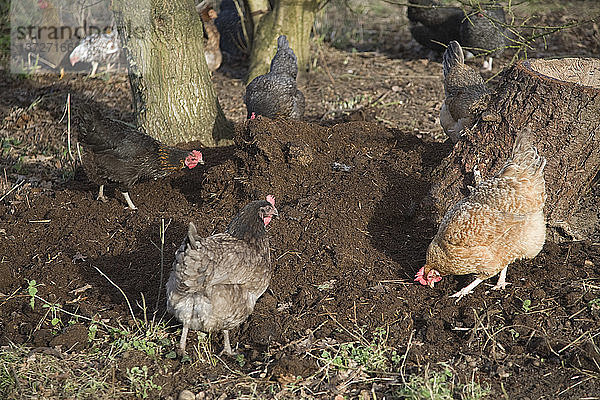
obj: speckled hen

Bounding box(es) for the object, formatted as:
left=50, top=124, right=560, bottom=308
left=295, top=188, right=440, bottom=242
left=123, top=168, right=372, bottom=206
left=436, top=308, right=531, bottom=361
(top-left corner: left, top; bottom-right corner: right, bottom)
left=73, top=102, right=203, bottom=210
left=415, top=131, right=546, bottom=301
left=166, top=196, right=278, bottom=355
left=244, top=35, right=305, bottom=119
left=69, top=31, right=120, bottom=76
left=440, top=41, right=490, bottom=142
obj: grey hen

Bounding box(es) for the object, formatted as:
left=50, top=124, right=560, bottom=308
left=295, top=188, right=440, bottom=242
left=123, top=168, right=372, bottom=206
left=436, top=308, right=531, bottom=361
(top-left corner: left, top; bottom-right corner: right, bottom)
left=440, top=41, right=490, bottom=142
left=407, top=0, right=463, bottom=52
left=244, top=35, right=305, bottom=119
left=166, top=196, right=278, bottom=355
left=459, top=7, right=508, bottom=71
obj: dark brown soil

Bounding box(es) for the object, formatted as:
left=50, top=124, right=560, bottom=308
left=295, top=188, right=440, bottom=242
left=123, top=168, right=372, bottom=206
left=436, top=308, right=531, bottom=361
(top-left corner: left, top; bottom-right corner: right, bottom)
left=2, top=2, right=600, bottom=399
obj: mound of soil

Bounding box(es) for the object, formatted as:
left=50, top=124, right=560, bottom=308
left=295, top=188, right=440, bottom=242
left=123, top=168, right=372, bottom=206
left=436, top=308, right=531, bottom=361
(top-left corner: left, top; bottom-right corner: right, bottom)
left=2, top=113, right=600, bottom=398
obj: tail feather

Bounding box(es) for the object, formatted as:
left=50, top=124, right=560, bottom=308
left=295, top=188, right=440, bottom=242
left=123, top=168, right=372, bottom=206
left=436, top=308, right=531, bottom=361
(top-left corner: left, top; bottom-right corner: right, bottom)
left=277, top=35, right=290, bottom=50
left=187, top=222, right=199, bottom=250
left=443, top=41, right=464, bottom=78
left=500, top=129, right=546, bottom=181
left=270, top=35, right=298, bottom=78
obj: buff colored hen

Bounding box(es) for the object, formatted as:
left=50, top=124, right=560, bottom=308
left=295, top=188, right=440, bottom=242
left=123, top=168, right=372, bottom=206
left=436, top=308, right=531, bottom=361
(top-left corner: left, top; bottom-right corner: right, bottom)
left=415, top=131, right=546, bottom=301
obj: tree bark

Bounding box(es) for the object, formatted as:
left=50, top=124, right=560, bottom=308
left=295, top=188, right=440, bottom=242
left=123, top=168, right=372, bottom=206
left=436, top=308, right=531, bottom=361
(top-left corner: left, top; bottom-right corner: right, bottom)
left=426, top=58, right=600, bottom=241
left=112, top=0, right=233, bottom=147
left=246, top=0, right=320, bottom=84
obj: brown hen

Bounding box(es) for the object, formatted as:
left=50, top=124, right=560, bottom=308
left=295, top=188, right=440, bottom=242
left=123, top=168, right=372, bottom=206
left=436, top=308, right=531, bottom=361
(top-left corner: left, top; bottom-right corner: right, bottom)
left=197, top=2, right=222, bottom=72
left=415, top=131, right=546, bottom=301
left=73, top=102, right=203, bottom=210
left=166, top=196, right=278, bottom=355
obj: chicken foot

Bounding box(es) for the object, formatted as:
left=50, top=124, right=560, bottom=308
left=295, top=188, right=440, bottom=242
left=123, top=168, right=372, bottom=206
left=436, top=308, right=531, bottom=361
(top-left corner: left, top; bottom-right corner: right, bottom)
left=121, top=192, right=138, bottom=210
left=450, top=278, right=483, bottom=302
left=97, top=185, right=108, bottom=202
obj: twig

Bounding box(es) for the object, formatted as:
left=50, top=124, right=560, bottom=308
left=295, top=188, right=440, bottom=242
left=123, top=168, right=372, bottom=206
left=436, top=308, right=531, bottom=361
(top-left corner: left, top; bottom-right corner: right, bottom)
left=33, top=294, right=118, bottom=330
left=400, top=329, right=414, bottom=385
left=66, top=93, right=74, bottom=162
left=93, top=266, right=140, bottom=330
left=320, top=90, right=390, bottom=121
left=154, top=218, right=172, bottom=312
left=558, top=329, right=600, bottom=354
left=0, top=179, right=25, bottom=202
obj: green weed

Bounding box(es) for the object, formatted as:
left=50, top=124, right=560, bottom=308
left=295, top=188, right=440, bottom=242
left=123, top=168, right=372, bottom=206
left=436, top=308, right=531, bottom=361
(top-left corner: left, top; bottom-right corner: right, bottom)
left=319, top=326, right=396, bottom=372
left=126, top=365, right=162, bottom=399
left=26, top=279, right=39, bottom=310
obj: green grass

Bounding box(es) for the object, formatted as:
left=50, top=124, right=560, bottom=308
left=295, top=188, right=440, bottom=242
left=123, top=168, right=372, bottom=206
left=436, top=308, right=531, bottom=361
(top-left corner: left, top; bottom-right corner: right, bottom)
left=397, top=365, right=490, bottom=400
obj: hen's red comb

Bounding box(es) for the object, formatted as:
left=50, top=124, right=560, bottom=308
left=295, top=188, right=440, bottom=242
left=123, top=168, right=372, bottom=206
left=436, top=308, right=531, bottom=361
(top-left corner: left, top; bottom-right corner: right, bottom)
left=266, top=195, right=275, bottom=206
left=414, top=266, right=428, bottom=286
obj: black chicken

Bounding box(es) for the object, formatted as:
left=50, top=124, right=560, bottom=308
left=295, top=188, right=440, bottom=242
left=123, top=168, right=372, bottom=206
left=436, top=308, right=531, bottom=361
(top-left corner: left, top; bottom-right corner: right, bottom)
left=407, top=0, right=508, bottom=71
left=244, top=35, right=305, bottom=119
left=166, top=196, right=279, bottom=355
left=407, top=0, right=463, bottom=52
left=214, top=0, right=251, bottom=63
left=73, top=103, right=204, bottom=210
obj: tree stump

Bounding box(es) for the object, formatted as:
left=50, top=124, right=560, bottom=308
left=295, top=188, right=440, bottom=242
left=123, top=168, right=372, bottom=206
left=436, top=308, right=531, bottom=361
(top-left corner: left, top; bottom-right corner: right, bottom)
left=426, top=58, right=600, bottom=241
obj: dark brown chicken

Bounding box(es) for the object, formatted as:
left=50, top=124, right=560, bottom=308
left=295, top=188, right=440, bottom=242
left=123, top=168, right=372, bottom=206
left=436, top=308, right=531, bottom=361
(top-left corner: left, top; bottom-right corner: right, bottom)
left=73, top=102, right=203, bottom=210
left=407, top=0, right=463, bottom=52
left=459, top=7, right=508, bottom=71
left=244, top=35, right=305, bottom=119
left=166, top=196, right=278, bottom=355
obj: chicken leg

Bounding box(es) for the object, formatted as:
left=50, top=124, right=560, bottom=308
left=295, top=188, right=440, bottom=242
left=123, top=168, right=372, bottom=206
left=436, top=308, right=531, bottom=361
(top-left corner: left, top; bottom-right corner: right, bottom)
left=89, top=61, right=99, bottom=77
left=492, top=266, right=509, bottom=290
left=481, top=56, right=493, bottom=72
left=221, top=329, right=234, bottom=356
left=178, top=325, right=189, bottom=355
left=121, top=192, right=138, bottom=210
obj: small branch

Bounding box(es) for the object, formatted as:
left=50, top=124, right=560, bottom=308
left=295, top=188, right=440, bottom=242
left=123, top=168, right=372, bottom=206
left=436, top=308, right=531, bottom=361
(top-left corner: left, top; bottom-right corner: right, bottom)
left=93, top=266, right=140, bottom=330
left=0, top=179, right=25, bottom=203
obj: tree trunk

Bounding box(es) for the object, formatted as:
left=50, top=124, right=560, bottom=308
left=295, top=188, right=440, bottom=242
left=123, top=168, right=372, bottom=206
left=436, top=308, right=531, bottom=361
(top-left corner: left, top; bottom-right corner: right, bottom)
left=246, top=0, right=319, bottom=84
left=426, top=58, right=600, bottom=241
left=112, top=0, right=233, bottom=146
